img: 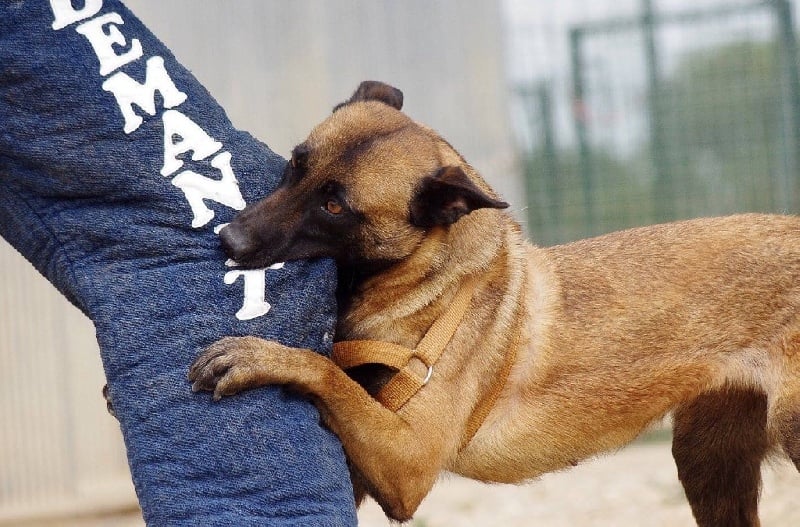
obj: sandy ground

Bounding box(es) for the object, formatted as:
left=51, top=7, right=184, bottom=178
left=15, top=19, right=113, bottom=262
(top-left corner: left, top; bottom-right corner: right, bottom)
left=27, top=440, right=799, bottom=527
left=357, top=441, right=800, bottom=527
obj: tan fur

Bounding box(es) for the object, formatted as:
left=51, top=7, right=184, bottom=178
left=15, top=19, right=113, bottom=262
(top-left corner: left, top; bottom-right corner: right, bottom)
left=189, top=83, right=800, bottom=525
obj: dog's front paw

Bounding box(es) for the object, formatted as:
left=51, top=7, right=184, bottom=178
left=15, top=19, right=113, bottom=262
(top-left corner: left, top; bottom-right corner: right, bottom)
left=188, top=336, right=276, bottom=401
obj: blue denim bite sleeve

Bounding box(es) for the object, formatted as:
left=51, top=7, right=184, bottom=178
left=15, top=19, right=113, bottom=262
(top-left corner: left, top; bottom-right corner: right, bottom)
left=0, top=2, right=357, bottom=525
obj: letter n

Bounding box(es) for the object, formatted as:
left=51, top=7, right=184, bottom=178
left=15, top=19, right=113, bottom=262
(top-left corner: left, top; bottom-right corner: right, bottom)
left=171, top=151, right=247, bottom=228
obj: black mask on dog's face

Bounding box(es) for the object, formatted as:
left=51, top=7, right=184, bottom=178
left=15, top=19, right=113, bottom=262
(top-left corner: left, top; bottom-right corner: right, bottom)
left=219, top=81, right=508, bottom=271
left=219, top=152, right=365, bottom=268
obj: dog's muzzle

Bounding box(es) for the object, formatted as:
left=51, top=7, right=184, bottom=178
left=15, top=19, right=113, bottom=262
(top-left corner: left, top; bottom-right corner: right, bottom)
left=219, top=223, right=255, bottom=262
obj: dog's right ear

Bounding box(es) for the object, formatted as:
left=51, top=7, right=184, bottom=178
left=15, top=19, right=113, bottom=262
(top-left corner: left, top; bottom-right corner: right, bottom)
left=410, top=166, right=509, bottom=228
left=333, top=81, right=404, bottom=112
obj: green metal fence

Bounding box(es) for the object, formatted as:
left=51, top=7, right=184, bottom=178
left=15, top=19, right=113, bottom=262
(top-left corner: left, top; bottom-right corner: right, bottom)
left=516, top=0, right=800, bottom=246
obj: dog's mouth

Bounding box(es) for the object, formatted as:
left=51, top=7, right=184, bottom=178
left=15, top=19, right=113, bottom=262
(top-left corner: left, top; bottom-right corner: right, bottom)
left=219, top=222, right=341, bottom=269
left=219, top=223, right=278, bottom=268
left=219, top=224, right=252, bottom=260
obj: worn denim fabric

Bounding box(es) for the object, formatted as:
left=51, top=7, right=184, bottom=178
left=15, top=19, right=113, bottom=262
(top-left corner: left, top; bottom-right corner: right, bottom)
left=0, top=2, right=356, bottom=525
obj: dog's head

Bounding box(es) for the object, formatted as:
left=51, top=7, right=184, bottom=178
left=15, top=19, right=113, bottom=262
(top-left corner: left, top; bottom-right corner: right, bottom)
left=220, top=81, right=508, bottom=270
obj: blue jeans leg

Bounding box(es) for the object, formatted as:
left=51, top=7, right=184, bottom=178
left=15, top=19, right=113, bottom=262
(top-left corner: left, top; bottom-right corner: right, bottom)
left=0, top=2, right=356, bottom=525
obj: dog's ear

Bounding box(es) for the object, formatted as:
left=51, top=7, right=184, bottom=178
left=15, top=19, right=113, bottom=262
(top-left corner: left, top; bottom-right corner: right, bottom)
left=334, top=81, right=404, bottom=112
left=410, top=166, right=509, bottom=228
left=290, top=144, right=309, bottom=169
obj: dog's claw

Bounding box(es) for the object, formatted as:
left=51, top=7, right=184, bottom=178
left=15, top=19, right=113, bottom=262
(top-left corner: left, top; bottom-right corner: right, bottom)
left=190, top=366, right=223, bottom=395
left=189, top=336, right=270, bottom=400
left=102, top=384, right=118, bottom=419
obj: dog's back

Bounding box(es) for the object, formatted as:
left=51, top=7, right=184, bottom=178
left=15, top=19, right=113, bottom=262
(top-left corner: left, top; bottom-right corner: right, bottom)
left=454, top=214, right=800, bottom=527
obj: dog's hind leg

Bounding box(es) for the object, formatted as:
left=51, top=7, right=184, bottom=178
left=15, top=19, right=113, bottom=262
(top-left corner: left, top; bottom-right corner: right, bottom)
left=672, top=387, right=768, bottom=527
left=769, top=331, right=800, bottom=472
left=771, top=390, right=800, bottom=472
left=769, top=330, right=800, bottom=471
left=774, top=409, right=800, bottom=472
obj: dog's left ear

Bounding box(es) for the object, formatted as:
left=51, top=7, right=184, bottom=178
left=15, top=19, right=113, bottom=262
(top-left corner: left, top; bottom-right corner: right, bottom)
left=334, top=81, right=404, bottom=112
left=410, top=166, right=509, bottom=228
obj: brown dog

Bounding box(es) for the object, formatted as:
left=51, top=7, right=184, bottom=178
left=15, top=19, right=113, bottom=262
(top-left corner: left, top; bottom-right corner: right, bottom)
left=189, top=81, right=800, bottom=525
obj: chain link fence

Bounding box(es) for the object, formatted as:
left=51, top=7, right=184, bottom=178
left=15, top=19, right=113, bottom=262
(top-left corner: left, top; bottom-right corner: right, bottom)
left=511, top=0, right=800, bottom=245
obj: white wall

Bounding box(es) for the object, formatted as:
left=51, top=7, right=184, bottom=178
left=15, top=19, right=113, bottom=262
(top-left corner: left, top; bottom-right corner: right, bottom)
left=124, top=0, right=522, bottom=207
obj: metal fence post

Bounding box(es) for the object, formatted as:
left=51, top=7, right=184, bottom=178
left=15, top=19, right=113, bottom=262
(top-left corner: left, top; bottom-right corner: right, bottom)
left=570, top=27, right=596, bottom=233
left=642, top=0, right=673, bottom=223
left=537, top=82, right=561, bottom=237
left=774, top=0, right=800, bottom=213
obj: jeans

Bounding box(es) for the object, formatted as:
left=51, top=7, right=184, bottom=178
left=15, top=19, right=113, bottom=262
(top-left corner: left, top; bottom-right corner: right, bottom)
left=0, top=2, right=356, bottom=525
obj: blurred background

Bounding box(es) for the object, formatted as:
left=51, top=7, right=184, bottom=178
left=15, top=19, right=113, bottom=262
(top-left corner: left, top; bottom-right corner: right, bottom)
left=2, top=1, right=799, bottom=525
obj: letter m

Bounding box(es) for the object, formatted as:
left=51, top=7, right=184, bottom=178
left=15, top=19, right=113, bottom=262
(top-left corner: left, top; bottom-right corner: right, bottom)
left=102, top=56, right=187, bottom=134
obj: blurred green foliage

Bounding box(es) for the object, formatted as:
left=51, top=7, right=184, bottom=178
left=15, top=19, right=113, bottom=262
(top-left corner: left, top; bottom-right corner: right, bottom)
left=525, top=38, right=796, bottom=246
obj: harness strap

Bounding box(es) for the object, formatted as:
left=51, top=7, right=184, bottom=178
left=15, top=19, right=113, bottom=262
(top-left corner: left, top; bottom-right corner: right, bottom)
left=331, top=275, right=516, bottom=447
left=332, top=277, right=478, bottom=411
left=460, top=324, right=519, bottom=447
left=331, top=340, right=413, bottom=371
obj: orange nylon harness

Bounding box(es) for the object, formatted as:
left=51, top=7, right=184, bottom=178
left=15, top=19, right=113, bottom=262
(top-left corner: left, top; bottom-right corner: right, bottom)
left=331, top=276, right=516, bottom=448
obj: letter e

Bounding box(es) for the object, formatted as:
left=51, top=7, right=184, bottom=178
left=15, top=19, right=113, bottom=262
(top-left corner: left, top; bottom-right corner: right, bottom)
left=76, top=12, right=143, bottom=76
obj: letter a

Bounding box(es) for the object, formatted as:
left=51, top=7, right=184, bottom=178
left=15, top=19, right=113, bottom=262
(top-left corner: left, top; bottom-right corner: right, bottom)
left=171, top=151, right=246, bottom=228
left=161, top=110, right=222, bottom=177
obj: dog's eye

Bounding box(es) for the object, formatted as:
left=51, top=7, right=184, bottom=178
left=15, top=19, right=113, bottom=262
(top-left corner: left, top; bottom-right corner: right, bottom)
left=325, top=199, right=344, bottom=215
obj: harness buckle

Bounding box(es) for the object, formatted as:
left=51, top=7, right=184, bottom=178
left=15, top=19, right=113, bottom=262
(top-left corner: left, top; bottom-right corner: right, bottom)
left=422, top=364, right=433, bottom=385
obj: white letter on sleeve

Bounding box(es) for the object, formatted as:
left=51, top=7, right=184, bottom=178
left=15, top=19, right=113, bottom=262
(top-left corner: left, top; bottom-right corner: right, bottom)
left=50, top=0, right=102, bottom=30
left=76, top=12, right=143, bottom=76
left=224, top=270, right=271, bottom=320
left=171, top=151, right=247, bottom=228
left=161, top=110, right=223, bottom=177
left=102, top=56, right=188, bottom=134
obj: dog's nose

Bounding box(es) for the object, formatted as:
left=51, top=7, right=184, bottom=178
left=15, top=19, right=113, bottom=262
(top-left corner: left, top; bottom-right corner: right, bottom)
left=219, top=223, right=255, bottom=261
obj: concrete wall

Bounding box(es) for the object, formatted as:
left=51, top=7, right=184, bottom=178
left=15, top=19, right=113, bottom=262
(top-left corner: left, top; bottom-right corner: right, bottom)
left=123, top=0, right=521, bottom=203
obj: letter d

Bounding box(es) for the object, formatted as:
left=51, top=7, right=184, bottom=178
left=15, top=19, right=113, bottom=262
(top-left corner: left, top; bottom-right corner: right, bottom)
left=50, top=0, right=103, bottom=30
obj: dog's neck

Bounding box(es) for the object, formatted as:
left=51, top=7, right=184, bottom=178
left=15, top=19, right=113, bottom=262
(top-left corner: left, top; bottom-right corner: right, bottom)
left=335, top=260, right=395, bottom=313
left=333, top=208, right=531, bottom=447
left=334, top=209, right=512, bottom=345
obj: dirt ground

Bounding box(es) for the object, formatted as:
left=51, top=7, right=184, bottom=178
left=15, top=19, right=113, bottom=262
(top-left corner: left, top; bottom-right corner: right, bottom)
left=41, top=439, right=799, bottom=527
left=357, top=440, right=800, bottom=527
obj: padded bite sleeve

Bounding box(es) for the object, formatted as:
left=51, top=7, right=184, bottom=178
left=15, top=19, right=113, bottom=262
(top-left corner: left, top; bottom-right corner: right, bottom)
left=0, top=2, right=356, bottom=525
